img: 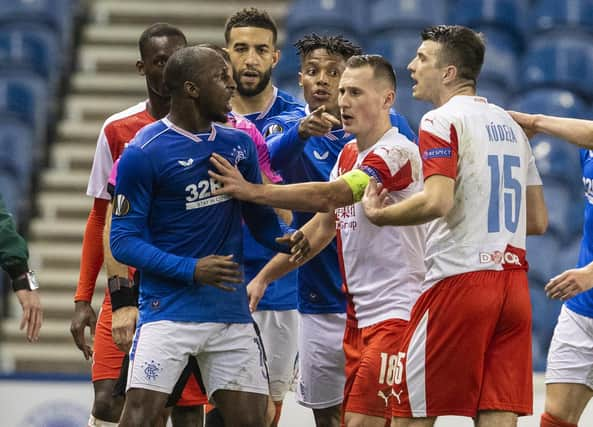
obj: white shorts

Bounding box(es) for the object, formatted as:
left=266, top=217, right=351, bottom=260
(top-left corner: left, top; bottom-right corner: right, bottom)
left=546, top=305, right=593, bottom=389
left=296, top=312, right=346, bottom=409
left=252, top=309, right=299, bottom=401
left=127, top=321, right=269, bottom=399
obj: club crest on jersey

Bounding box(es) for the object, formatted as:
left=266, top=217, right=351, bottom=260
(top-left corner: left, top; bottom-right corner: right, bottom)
left=231, top=145, right=247, bottom=166
left=143, top=360, right=162, bottom=381
left=113, top=194, right=130, bottom=216
left=264, top=123, right=283, bottom=137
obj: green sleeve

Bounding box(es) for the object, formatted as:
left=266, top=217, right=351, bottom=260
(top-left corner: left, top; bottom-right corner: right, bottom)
left=0, top=194, right=29, bottom=279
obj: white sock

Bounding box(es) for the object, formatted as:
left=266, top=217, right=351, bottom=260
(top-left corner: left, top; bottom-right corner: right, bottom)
left=88, top=414, right=119, bottom=427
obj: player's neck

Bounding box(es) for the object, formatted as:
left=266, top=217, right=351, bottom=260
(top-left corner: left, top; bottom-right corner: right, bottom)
left=168, top=99, right=211, bottom=133
left=435, top=82, right=476, bottom=107
left=355, top=117, right=392, bottom=152
left=146, top=98, right=170, bottom=121
left=231, top=84, right=275, bottom=115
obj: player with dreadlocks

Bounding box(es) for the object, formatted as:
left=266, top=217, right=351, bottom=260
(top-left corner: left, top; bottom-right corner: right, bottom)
left=247, top=34, right=416, bottom=427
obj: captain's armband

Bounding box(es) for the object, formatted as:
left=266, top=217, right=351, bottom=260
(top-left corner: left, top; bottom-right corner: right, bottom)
left=340, top=169, right=370, bottom=202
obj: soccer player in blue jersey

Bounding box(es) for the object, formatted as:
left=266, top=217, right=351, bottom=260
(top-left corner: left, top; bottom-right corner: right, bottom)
left=224, top=8, right=304, bottom=425
left=259, top=35, right=415, bottom=426
left=510, top=111, right=593, bottom=427
left=109, top=46, right=308, bottom=427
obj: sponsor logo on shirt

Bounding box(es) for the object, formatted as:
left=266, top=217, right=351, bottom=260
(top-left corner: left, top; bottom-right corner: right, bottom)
left=479, top=250, right=521, bottom=266
left=422, top=147, right=451, bottom=160
left=178, top=158, right=194, bottom=167
left=185, top=179, right=230, bottom=210
left=313, top=150, right=329, bottom=160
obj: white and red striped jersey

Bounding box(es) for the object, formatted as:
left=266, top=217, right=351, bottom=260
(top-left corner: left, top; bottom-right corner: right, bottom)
left=87, top=101, right=154, bottom=200
left=330, top=127, right=425, bottom=328
left=418, top=95, right=542, bottom=291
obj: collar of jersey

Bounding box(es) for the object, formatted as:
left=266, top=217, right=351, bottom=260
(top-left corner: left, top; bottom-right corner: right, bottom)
left=162, top=117, right=217, bottom=142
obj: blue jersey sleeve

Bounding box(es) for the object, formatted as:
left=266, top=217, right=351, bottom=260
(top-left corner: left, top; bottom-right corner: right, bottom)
left=267, top=119, right=305, bottom=171
left=110, top=146, right=197, bottom=284
left=390, top=110, right=417, bottom=142
left=238, top=139, right=295, bottom=254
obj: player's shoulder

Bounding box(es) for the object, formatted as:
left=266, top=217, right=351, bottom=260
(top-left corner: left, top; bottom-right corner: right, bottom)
left=102, top=101, right=148, bottom=131
left=213, top=122, right=253, bottom=144
left=128, top=120, right=170, bottom=151
left=372, top=128, right=419, bottom=161
left=275, top=88, right=303, bottom=109
left=262, top=107, right=306, bottom=137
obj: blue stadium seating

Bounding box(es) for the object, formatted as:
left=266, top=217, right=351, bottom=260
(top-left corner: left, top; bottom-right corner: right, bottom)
left=0, top=73, right=49, bottom=155
left=519, top=35, right=593, bottom=100
left=275, top=45, right=301, bottom=86
left=532, top=136, right=582, bottom=185
left=368, top=0, right=447, bottom=34
left=557, top=236, right=583, bottom=273
left=0, top=117, right=34, bottom=195
left=367, top=30, right=421, bottom=74
left=286, top=0, right=362, bottom=39
left=395, top=82, right=432, bottom=132
left=540, top=177, right=581, bottom=239
left=479, top=29, right=520, bottom=89
left=0, top=173, right=20, bottom=222
left=476, top=81, right=508, bottom=107
left=529, top=0, right=593, bottom=36
left=0, top=0, right=74, bottom=50
left=450, top=0, right=527, bottom=46
left=509, top=88, right=590, bottom=118
left=527, top=233, right=562, bottom=282
left=0, top=27, right=60, bottom=92
left=529, top=282, right=561, bottom=371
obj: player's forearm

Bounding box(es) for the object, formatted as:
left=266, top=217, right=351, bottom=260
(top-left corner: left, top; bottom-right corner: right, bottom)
left=242, top=202, right=294, bottom=254
left=110, top=226, right=196, bottom=285
left=255, top=214, right=335, bottom=285
left=268, top=123, right=306, bottom=171
left=102, top=203, right=129, bottom=277
left=372, top=190, right=450, bottom=226
left=75, top=198, right=109, bottom=302
left=534, top=115, right=593, bottom=148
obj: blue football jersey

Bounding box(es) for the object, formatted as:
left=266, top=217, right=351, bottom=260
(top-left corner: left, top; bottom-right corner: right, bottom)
left=266, top=105, right=417, bottom=314
left=566, top=148, right=593, bottom=318
left=110, top=118, right=292, bottom=325
left=241, top=87, right=304, bottom=311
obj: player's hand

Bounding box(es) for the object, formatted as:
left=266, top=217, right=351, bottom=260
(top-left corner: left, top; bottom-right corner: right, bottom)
left=362, top=178, right=389, bottom=225
left=298, top=105, right=341, bottom=139
left=545, top=265, right=593, bottom=300
left=247, top=279, right=269, bottom=312
left=508, top=111, right=538, bottom=139
left=276, top=230, right=310, bottom=264
left=194, top=255, right=243, bottom=291
left=15, top=290, right=42, bottom=342
left=209, top=153, right=256, bottom=201
left=112, top=306, right=138, bottom=353
left=70, top=300, right=97, bottom=360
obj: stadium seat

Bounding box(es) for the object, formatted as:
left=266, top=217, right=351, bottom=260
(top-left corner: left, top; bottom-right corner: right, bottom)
left=0, top=27, right=60, bottom=92
left=529, top=282, right=561, bottom=371
left=0, top=117, right=34, bottom=196
left=538, top=177, right=581, bottom=240
left=0, top=0, right=74, bottom=50
left=285, top=0, right=362, bottom=38
left=274, top=45, right=301, bottom=85
left=531, top=136, right=582, bottom=185
left=450, top=0, right=527, bottom=46
left=519, top=35, right=593, bottom=100
left=368, top=0, right=447, bottom=34
left=479, top=29, right=519, bottom=89
left=395, top=83, right=432, bottom=132
left=556, top=236, right=583, bottom=273
left=367, top=30, right=421, bottom=74
left=527, top=233, right=562, bottom=282
left=529, top=0, right=593, bottom=36
left=476, top=81, right=508, bottom=107
left=0, top=73, right=49, bottom=154
left=509, top=88, right=590, bottom=118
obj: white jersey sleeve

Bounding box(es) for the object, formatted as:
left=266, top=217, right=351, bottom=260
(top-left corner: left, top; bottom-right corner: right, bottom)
left=86, top=126, right=114, bottom=200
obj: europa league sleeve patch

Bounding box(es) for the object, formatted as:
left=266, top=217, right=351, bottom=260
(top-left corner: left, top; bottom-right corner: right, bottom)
left=264, top=123, right=284, bottom=137
left=113, top=194, right=131, bottom=216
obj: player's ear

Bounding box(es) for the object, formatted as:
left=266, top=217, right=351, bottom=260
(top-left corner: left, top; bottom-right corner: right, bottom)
left=442, top=64, right=457, bottom=84
left=384, top=89, right=395, bottom=109
left=272, top=48, right=280, bottom=69
left=298, top=71, right=303, bottom=87
left=136, top=59, right=145, bottom=76
left=184, top=81, right=199, bottom=99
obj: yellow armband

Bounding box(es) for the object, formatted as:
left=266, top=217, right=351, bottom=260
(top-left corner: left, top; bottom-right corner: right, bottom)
left=341, top=169, right=370, bottom=203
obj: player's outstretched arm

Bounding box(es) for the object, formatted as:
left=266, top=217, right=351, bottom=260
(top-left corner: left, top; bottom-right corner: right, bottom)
left=209, top=152, right=353, bottom=212
left=362, top=175, right=455, bottom=226
left=247, top=211, right=336, bottom=312
left=509, top=111, right=593, bottom=148
left=545, top=262, right=593, bottom=300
